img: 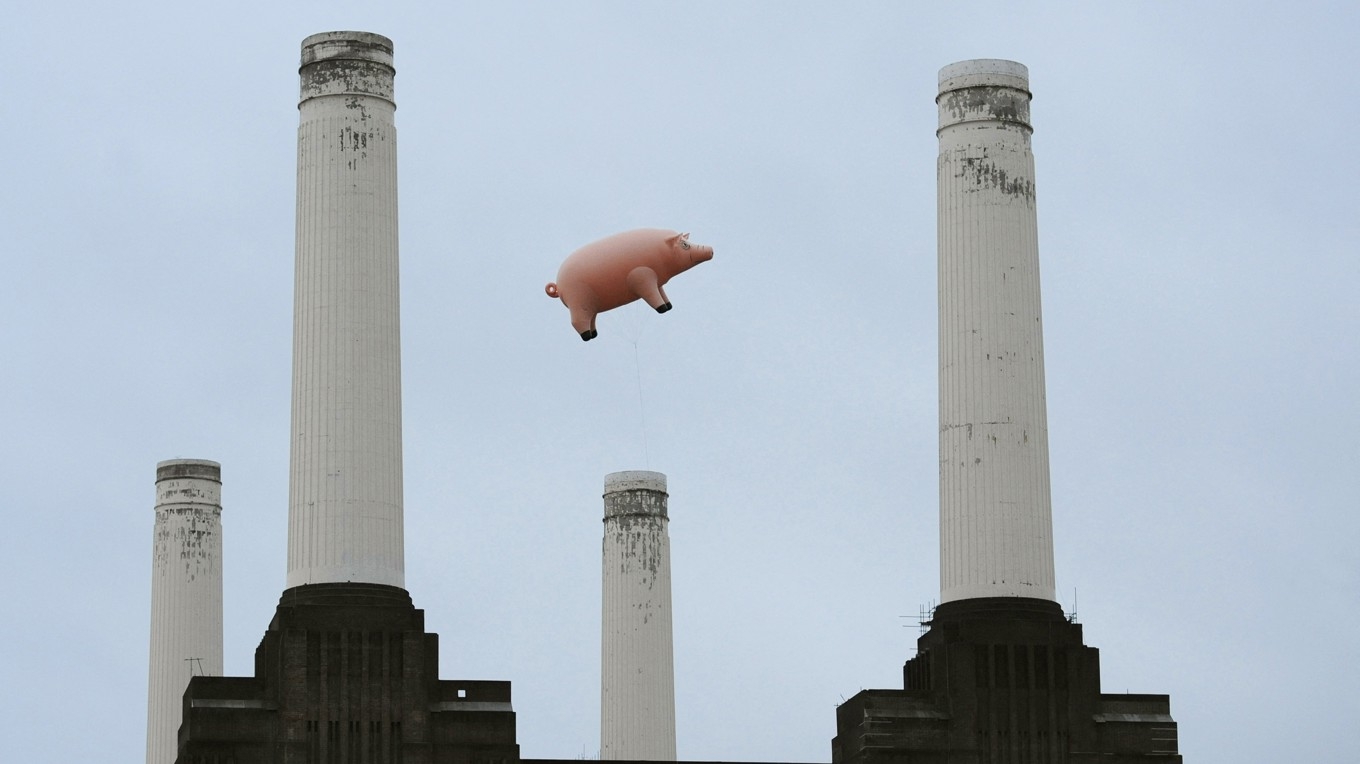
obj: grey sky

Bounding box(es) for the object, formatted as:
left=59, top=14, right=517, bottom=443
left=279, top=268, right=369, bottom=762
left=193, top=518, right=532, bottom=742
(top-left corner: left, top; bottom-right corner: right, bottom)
left=3, top=2, right=1357, bottom=761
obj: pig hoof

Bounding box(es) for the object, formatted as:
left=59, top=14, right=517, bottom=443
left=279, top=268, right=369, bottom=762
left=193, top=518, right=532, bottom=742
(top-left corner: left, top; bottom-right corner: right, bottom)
left=656, top=302, right=672, bottom=314
left=580, top=329, right=598, bottom=341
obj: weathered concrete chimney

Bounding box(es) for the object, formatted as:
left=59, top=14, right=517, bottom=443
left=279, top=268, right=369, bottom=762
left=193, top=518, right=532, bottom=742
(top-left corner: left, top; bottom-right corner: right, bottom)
left=601, top=470, right=677, bottom=760
left=171, top=37, right=520, bottom=759
left=146, top=459, right=223, bottom=764
left=287, top=31, right=404, bottom=588
left=830, top=61, right=1180, bottom=764
left=936, top=59, right=1056, bottom=604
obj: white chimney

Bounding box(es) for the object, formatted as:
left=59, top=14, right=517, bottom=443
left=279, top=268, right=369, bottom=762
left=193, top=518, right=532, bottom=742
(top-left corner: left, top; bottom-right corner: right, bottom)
left=287, top=32, right=404, bottom=588
left=936, top=59, right=1057, bottom=604
left=600, top=471, right=677, bottom=760
left=146, top=459, right=223, bottom=764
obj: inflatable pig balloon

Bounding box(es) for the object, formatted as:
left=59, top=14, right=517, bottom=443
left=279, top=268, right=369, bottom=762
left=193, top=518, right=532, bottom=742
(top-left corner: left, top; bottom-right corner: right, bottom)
left=545, top=228, right=714, bottom=341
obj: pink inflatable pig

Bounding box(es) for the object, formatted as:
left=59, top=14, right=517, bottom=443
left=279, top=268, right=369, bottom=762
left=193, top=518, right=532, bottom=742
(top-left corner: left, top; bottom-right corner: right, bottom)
left=545, top=228, right=714, bottom=341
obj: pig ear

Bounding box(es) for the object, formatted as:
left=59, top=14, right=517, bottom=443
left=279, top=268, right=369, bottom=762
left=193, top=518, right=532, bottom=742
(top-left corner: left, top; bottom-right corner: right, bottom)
left=681, top=232, right=690, bottom=240
left=665, top=232, right=683, bottom=246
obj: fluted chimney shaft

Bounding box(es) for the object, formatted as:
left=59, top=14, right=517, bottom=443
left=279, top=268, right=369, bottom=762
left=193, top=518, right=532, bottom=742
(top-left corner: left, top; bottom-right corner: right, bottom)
left=146, top=459, right=223, bottom=764
left=287, top=32, right=404, bottom=588
left=601, top=471, right=677, bottom=760
left=937, top=60, right=1056, bottom=603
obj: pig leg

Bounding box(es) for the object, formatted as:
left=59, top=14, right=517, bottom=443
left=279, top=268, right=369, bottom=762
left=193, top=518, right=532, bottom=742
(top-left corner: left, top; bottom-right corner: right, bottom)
left=569, top=304, right=598, bottom=341
left=627, top=267, right=672, bottom=313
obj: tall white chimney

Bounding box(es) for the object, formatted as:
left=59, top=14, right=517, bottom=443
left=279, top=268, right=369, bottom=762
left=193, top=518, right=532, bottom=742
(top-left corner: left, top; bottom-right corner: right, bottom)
left=600, top=471, right=677, bottom=760
left=146, top=459, right=223, bottom=764
left=937, top=59, right=1056, bottom=604
left=287, top=32, right=404, bottom=589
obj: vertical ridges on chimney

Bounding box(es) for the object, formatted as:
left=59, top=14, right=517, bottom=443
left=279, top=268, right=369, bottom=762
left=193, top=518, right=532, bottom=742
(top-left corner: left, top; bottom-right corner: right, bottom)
left=600, top=470, right=677, bottom=760
left=936, top=59, right=1056, bottom=603
left=287, top=32, right=404, bottom=589
left=146, top=458, right=223, bottom=764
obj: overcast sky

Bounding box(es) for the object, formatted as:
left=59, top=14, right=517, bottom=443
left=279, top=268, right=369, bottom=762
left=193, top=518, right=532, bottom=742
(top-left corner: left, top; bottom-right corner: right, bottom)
left=3, top=2, right=1358, bottom=762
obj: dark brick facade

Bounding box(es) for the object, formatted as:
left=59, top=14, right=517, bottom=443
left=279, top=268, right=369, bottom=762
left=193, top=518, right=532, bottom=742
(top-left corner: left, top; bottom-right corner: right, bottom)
left=174, top=588, right=1178, bottom=763
left=833, top=598, right=1180, bottom=764
left=176, top=583, right=518, bottom=764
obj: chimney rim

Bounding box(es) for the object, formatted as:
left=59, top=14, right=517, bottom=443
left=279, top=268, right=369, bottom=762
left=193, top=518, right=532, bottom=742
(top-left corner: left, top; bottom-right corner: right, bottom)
left=155, top=458, right=221, bottom=483
left=604, top=470, right=668, bottom=495
left=300, top=31, right=394, bottom=69
left=938, top=58, right=1030, bottom=96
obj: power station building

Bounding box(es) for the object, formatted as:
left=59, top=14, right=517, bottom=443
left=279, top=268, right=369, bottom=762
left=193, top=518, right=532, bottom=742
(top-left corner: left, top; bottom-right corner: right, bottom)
left=154, top=33, right=1179, bottom=764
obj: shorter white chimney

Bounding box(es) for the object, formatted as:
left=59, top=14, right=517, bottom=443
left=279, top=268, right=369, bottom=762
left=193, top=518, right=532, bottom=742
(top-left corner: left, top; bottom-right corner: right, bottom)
left=600, top=470, right=676, bottom=760
left=146, top=459, right=224, bottom=764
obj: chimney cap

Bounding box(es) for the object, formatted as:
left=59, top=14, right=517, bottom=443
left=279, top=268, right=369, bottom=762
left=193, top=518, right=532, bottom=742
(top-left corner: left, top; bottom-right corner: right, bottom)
left=300, top=31, right=393, bottom=69
left=604, top=470, right=667, bottom=495
left=155, top=458, right=221, bottom=482
left=938, top=59, right=1029, bottom=95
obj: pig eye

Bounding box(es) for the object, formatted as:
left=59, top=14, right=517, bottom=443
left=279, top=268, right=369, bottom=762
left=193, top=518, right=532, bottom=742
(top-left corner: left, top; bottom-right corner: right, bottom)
left=680, top=241, right=691, bottom=249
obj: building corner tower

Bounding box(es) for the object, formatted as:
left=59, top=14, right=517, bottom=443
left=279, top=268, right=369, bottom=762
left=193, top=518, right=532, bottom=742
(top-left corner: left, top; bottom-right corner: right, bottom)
left=832, top=60, right=1181, bottom=763
left=146, top=459, right=223, bottom=764
left=601, top=471, right=677, bottom=761
left=172, top=34, right=517, bottom=761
